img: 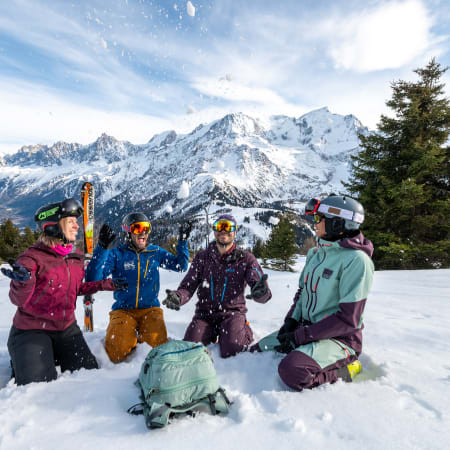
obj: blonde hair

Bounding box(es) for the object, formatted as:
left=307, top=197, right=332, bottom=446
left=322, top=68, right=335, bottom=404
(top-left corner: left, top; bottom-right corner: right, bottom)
left=37, top=234, right=61, bottom=248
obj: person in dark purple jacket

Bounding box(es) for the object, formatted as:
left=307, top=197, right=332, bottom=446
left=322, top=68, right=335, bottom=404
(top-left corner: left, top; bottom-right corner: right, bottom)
left=163, top=214, right=272, bottom=358
left=2, top=198, right=124, bottom=385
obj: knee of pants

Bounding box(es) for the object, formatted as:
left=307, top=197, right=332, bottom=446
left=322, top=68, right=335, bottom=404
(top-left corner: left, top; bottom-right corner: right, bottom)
left=105, top=335, right=137, bottom=363
left=218, top=322, right=252, bottom=358
left=105, top=317, right=138, bottom=363
left=139, top=325, right=168, bottom=348
left=138, top=309, right=168, bottom=348
left=219, top=336, right=249, bottom=358
left=184, top=319, right=216, bottom=346
left=13, top=358, right=57, bottom=386
left=278, top=351, right=318, bottom=391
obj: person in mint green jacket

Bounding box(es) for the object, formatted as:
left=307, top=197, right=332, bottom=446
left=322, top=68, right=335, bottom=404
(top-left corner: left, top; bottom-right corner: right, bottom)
left=252, top=195, right=374, bottom=390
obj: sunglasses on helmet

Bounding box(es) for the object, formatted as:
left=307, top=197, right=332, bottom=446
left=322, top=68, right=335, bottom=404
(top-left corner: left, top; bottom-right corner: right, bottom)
left=122, top=221, right=151, bottom=235
left=212, top=219, right=237, bottom=232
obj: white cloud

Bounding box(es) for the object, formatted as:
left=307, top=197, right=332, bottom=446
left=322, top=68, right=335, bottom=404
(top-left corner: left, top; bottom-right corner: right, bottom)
left=0, top=78, right=175, bottom=154
left=326, top=0, right=435, bottom=72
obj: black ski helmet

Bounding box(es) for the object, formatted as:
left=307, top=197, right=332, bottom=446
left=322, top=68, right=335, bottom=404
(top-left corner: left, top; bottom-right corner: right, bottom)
left=317, top=195, right=364, bottom=239
left=34, top=198, right=84, bottom=240
left=121, top=212, right=150, bottom=232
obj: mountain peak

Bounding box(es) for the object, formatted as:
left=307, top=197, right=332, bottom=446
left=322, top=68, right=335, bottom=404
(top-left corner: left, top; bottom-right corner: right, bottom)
left=94, top=133, right=118, bottom=149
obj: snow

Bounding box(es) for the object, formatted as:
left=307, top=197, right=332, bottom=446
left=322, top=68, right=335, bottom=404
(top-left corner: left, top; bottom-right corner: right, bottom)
left=186, top=1, right=195, bottom=17
left=177, top=180, right=190, bottom=199
left=268, top=216, right=279, bottom=225
left=1, top=260, right=449, bottom=449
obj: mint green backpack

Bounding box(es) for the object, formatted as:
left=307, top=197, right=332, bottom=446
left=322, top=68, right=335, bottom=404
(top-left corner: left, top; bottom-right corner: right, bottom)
left=128, top=340, right=231, bottom=428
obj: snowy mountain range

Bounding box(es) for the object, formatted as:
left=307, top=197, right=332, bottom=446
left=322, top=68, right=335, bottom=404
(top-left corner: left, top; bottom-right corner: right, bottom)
left=0, top=107, right=369, bottom=248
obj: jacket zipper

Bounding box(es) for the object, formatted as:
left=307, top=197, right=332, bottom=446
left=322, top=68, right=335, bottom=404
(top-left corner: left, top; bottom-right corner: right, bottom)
left=306, top=250, right=326, bottom=321
left=135, top=253, right=141, bottom=308
left=220, top=277, right=228, bottom=303
left=32, top=279, right=53, bottom=305
left=63, top=258, right=71, bottom=321
left=210, top=275, right=214, bottom=302
left=144, top=257, right=150, bottom=279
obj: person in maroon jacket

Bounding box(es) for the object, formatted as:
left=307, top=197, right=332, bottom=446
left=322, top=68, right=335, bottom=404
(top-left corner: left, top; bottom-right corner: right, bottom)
left=163, top=214, right=271, bottom=358
left=2, top=198, right=126, bottom=385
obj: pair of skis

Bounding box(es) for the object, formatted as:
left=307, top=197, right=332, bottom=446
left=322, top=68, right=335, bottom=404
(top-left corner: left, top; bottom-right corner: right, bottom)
left=81, top=182, right=95, bottom=332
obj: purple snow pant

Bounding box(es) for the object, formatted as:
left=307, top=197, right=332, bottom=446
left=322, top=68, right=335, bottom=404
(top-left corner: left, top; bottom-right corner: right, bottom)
left=184, top=312, right=253, bottom=358
left=277, top=350, right=357, bottom=391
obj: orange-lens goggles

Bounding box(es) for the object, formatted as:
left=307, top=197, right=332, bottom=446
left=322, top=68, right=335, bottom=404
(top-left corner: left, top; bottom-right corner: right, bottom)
left=127, top=221, right=151, bottom=234
left=212, top=219, right=237, bottom=232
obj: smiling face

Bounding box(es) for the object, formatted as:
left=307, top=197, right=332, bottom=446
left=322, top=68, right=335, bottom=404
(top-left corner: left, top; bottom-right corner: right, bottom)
left=130, top=230, right=149, bottom=249
left=59, top=216, right=79, bottom=242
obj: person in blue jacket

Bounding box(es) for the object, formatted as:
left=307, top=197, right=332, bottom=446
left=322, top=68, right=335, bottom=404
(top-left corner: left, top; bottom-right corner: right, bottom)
left=86, top=212, right=189, bottom=362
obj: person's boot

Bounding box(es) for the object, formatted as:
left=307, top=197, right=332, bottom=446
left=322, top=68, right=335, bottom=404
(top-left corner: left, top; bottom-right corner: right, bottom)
left=337, top=360, right=362, bottom=382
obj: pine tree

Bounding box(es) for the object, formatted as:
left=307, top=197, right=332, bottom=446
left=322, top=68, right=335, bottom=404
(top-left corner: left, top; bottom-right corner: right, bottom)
left=263, top=214, right=298, bottom=271
left=252, top=238, right=264, bottom=258
left=346, top=59, right=450, bottom=269
left=0, top=219, right=22, bottom=260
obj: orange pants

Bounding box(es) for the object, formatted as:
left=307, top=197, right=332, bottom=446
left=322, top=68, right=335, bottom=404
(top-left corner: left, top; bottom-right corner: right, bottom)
left=105, top=307, right=168, bottom=362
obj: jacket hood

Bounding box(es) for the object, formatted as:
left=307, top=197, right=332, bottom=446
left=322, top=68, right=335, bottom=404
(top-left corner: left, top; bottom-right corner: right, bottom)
left=338, top=232, right=374, bottom=258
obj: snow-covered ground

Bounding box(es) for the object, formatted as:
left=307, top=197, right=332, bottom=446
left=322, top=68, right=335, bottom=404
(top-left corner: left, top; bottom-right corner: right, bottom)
left=1, top=259, right=449, bottom=450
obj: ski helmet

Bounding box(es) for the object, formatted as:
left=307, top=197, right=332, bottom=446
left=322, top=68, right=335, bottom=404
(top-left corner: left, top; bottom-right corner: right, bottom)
left=34, top=198, right=84, bottom=239
left=121, top=212, right=151, bottom=236
left=316, top=195, right=364, bottom=239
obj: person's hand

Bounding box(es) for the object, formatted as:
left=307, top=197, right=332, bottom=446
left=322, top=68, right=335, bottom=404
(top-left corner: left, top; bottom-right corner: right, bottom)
left=178, top=222, right=192, bottom=241
left=162, top=289, right=181, bottom=310
left=112, top=278, right=128, bottom=291
left=276, top=317, right=298, bottom=339
left=1, top=259, right=31, bottom=282
left=98, top=224, right=116, bottom=249
left=274, top=331, right=296, bottom=354
left=246, top=274, right=268, bottom=299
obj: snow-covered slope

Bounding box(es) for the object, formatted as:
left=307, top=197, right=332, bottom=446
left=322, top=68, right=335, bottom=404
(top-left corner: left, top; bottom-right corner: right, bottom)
left=0, top=108, right=368, bottom=246
left=1, top=262, right=449, bottom=450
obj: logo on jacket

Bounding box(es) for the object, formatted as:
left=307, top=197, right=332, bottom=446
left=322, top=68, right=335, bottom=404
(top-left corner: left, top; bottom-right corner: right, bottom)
left=124, top=261, right=136, bottom=271
left=322, top=268, right=333, bottom=279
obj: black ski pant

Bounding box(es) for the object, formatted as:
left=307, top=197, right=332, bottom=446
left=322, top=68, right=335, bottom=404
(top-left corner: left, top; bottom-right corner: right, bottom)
left=7, top=322, right=98, bottom=386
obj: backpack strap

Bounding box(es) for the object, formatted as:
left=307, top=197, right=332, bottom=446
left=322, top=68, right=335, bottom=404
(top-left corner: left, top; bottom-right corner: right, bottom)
left=207, top=394, right=217, bottom=415
left=127, top=403, right=145, bottom=416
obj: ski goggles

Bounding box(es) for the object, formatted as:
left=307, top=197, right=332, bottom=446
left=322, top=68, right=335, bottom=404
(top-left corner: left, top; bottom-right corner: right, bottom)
left=313, top=214, right=325, bottom=224
left=305, top=198, right=320, bottom=216
left=212, top=219, right=237, bottom=232
left=122, top=221, right=151, bottom=235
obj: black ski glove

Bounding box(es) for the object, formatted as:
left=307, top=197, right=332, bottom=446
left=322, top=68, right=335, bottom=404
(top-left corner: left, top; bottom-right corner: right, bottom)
left=1, top=259, right=31, bottom=282
left=98, top=223, right=116, bottom=249
left=274, top=331, right=297, bottom=354
left=246, top=274, right=269, bottom=299
left=162, top=289, right=181, bottom=311
left=178, top=221, right=192, bottom=241
left=112, top=278, right=128, bottom=291
left=276, top=317, right=299, bottom=339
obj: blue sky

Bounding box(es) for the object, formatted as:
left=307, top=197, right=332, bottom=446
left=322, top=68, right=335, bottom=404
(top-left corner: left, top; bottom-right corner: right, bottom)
left=0, top=0, right=449, bottom=153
